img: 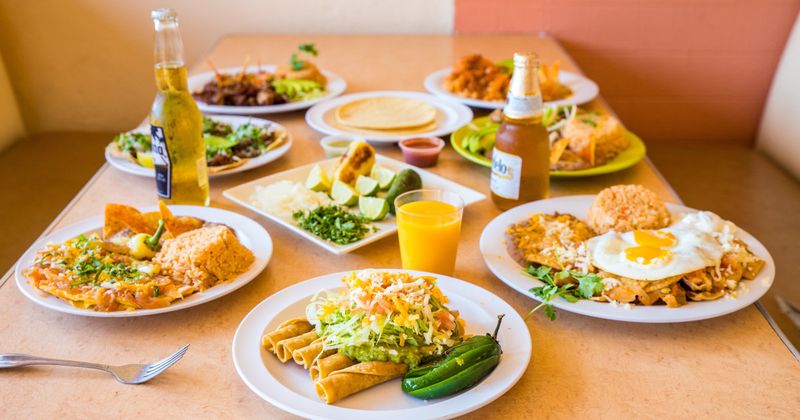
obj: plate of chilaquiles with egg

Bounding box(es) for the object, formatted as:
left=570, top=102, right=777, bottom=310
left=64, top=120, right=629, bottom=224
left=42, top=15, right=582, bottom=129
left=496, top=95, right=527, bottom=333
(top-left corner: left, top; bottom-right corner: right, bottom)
left=15, top=202, right=272, bottom=317
left=480, top=185, right=774, bottom=323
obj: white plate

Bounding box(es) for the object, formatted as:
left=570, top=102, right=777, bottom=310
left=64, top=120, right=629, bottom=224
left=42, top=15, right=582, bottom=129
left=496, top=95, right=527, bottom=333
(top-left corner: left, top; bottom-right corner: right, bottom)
left=305, top=91, right=473, bottom=143
left=188, top=65, right=347, bottom=115
left=424, top=68, right=600, bottom=110
left=15, top=206, right=272, bottom=317
left=479, top=195, right=776, bottom=323
left=105, top=115, right=293, bottom=178
left=232, top=269, right=531, bottom=420
left=223, top=154, right=486, bottom=255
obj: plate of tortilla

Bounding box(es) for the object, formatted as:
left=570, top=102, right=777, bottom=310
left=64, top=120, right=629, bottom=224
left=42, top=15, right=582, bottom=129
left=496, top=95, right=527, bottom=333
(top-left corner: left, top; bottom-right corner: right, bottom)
left=231, top=269, right=531, bottom=419
left=305, top=91, right=473, bottom=143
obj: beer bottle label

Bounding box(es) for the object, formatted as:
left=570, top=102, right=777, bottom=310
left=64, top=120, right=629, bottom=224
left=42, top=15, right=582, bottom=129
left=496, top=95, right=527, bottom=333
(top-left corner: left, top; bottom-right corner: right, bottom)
left=151, top=125, right=172, bottom=199
left=504, top=95, right=543, bottom=119
left=490, top=148, right=522, bottom=200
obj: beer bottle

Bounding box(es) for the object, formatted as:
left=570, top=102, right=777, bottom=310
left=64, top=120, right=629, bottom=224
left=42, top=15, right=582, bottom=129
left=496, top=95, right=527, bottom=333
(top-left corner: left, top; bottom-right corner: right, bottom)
left=490, top=52, right=550, bottom=210
left=150, top=8, right=209, bottom=206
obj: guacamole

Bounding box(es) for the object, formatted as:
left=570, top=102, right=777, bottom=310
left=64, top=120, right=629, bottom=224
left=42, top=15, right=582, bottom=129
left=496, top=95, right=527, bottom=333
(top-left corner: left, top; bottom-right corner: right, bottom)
left=341, top=343, right=433, bottom=368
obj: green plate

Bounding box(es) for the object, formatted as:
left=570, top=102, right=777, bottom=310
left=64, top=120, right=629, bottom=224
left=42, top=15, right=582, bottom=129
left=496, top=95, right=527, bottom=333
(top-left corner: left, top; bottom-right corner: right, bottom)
left=450, top=116, right=647, bottom=178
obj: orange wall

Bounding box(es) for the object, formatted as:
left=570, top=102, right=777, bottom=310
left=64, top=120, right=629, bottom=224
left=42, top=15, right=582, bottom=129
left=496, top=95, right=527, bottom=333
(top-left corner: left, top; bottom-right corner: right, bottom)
left=455, top=0, right=800, bottom=144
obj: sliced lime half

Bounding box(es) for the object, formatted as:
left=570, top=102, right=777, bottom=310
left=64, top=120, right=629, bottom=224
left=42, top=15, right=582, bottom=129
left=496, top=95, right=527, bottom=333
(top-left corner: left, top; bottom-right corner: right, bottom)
left=370, top=165, right=396, bottom=190
left=331, top=179, right=359, bottom=206
left=359, top=196, right=389, bottom=221
left=355, top=175, right=379, bottom=197
left=305, top=164, right=331, bottom=193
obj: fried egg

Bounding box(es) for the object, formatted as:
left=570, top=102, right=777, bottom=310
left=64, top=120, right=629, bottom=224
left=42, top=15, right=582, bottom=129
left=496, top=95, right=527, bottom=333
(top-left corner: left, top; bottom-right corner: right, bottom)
left=672, top=211, right=738, bottom=251
left=587, top=226, right=723, bottom=280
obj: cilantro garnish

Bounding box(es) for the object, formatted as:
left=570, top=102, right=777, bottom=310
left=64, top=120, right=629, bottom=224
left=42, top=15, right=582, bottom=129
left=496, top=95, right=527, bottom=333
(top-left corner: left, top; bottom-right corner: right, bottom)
left=289, top=42, right=320, bottom=71
left=525, top=266, right=604, bottom=321
left=292, top=205, right=371, bottom=245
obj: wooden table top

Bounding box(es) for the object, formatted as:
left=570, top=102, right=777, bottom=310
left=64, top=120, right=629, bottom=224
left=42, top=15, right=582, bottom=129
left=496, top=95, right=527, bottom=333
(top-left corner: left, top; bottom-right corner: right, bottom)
left=1, top=34, right=798, bottom=419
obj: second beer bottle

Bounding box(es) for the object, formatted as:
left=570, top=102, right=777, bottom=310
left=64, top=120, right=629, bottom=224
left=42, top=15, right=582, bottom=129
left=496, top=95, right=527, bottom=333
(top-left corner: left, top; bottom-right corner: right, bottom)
left=490, top=52, right=550, bottom=210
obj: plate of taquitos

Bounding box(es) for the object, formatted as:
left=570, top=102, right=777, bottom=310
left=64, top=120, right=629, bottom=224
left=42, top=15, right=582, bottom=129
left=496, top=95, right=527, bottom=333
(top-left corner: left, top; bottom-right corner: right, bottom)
left=231, top=269, right=531, bottom=419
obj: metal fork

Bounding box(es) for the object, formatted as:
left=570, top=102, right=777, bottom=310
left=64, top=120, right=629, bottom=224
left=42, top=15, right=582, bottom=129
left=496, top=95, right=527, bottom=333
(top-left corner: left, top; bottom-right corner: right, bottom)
left=0, top=344, right=189, bottom=384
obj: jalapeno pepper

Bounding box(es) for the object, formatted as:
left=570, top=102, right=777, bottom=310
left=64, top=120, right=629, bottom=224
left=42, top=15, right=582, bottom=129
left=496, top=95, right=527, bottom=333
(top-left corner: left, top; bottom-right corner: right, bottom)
left=402, top=314, right=504, bottom=399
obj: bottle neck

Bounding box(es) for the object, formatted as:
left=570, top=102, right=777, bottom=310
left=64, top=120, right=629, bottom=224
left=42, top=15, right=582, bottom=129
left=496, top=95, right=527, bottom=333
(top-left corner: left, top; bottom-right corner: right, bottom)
left=502, top=63, right=543, bottom=120
left=153, top=19, right=185, bottom=68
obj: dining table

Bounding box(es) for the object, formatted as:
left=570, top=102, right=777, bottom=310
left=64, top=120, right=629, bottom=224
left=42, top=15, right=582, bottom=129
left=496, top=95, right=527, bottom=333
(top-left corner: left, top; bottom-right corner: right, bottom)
left=1, top=34, right=798, bottom=419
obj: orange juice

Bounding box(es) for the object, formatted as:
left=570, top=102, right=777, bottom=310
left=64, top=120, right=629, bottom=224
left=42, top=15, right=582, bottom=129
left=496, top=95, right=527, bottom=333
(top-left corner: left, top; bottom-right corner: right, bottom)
left=396, top=200, right=463, bottom=275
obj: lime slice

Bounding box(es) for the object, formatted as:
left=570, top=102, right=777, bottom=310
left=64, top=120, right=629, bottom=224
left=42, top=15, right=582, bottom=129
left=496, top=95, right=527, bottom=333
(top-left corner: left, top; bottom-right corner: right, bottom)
left=359, top=196, right=389, bottom=221
left=331, top=179, right=359, bottom=206
left=136, top=152, right=155, bottom=168
left=355, top=175, right=379, bottom=197
left=370, top=165, right=396, bottom=190
left=305, top=164, right=331, bottom=193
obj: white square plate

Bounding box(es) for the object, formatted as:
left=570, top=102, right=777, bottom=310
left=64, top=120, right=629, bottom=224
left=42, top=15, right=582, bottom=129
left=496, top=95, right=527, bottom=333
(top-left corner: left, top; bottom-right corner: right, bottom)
left=223, top=154, right=485, bottom=254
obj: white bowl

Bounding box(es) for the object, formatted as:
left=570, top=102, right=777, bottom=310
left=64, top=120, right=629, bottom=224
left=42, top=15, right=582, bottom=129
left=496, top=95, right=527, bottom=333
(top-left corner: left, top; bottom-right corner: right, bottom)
left=320, top=135, right=360, bottom=158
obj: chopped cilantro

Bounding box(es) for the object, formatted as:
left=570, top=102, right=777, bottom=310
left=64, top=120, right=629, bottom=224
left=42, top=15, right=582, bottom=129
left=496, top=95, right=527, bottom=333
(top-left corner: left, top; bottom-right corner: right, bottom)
left=292, top=205, right=371, bottom=245
left=525, top=266, right=604, bottom=321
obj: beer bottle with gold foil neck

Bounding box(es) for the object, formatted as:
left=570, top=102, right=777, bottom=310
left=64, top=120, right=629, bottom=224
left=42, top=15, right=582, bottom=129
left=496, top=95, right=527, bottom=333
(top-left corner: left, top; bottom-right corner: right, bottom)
left=150, top=8, right=209, bottom=206
left=490, top=52, right=550, bottom=210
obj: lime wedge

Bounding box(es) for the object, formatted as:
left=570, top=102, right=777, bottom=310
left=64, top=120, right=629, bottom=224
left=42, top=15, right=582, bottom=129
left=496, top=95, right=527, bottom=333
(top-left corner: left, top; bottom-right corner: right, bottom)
left=370, top=165, right=396, bottom=190
left=359, top=196, right=389, bottom=221
left=331, top=179, right=359, bottom=206
left=305, top=164, right=331, bottom=193
left=355, top=175, right=379, bottom=197
left=136, top=152, right=155, bottom=168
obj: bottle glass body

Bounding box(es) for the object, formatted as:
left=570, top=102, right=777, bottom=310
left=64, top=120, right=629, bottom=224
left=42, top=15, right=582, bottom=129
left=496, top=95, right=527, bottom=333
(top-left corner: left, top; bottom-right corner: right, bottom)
left=490, top=53, right=550, bottom=210
left=150, top=9, right=209, bottom=206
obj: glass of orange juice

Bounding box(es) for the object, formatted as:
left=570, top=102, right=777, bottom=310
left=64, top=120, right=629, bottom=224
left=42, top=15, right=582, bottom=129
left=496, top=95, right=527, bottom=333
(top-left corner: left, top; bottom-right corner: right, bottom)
left=395, top=189, right=464, bottom=276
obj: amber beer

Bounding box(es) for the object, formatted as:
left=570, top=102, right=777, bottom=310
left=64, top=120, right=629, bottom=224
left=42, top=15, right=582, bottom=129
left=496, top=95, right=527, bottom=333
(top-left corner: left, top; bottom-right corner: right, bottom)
left=490, top=53, right=550, bottom=210
left=150, top=8, right=209, bottom=206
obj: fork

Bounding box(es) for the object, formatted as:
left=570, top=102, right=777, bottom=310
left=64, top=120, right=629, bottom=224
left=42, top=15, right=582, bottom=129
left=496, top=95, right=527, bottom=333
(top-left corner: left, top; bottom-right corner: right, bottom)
left=0, top=344, right=189, bottom=384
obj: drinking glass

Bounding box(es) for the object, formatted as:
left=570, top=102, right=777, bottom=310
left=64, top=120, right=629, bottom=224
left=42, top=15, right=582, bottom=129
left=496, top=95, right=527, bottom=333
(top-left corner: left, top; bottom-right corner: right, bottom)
left=395, top=189, right=464, bottom=276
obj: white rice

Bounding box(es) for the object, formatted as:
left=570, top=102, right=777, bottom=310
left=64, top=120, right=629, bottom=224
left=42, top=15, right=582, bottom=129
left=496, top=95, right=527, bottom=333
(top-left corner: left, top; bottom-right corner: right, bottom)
left=250, top=180, right=331, bottom=220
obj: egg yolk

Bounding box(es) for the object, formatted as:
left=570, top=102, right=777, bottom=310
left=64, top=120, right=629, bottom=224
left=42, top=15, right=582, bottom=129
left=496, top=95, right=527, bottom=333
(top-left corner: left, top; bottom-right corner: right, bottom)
left=632, top=230, right=676, bottom=247
left=625, top=245, right=671, bottom=265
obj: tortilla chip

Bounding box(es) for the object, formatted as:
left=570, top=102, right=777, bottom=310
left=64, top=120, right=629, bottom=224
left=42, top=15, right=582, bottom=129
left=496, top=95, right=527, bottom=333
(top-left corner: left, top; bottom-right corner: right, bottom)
left=103, top=204, right=154, bottom=239
left=158, top=201, right=204, bottom=237
left=141, top=211, right=162, bottom=232
left=549, top=138, right=570, bottom=165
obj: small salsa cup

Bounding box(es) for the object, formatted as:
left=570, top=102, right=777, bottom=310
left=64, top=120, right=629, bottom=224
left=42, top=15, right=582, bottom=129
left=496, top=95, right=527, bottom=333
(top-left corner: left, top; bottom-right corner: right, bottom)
left=398, top=137, right=445, bottom=167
